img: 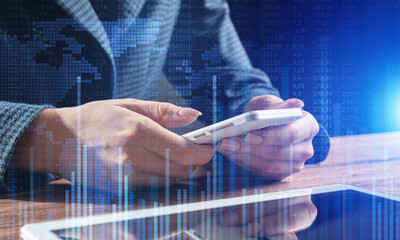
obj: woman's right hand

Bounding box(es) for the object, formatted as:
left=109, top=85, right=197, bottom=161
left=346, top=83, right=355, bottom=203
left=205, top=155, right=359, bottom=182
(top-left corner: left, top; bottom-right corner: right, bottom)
left=16, top=99, right=214, bottom=191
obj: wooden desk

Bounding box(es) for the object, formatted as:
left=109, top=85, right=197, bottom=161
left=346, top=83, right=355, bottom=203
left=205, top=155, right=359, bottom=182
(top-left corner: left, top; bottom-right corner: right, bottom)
left=1, top=132, right=400, bottom=239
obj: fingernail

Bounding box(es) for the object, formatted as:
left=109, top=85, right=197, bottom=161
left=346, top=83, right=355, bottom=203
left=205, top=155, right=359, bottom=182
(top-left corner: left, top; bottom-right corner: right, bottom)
left=286, top=99, right=304, bottom=108
left=244, top=133, right=264, bottom=145
left=288, top=232, right=297, bottom=238
left=178, top=107, right=202, bottom=118
left=219, top=211, right=240, bottom=226
left=222, top=139, right=240, bottom=151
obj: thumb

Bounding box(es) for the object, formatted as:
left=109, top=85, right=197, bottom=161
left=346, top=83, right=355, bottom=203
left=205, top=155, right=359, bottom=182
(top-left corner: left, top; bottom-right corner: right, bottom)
left=270, top=98, right=304, bottom=110
left=246, top=95, right=304, bottom=111
left=118, top=100, right=202, bottom=127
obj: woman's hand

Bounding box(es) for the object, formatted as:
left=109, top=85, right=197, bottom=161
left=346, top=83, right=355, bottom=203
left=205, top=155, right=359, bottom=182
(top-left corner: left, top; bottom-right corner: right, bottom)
left=217, top=95, right=319, bottom=180
left=16, top=99, right=214, bottom=191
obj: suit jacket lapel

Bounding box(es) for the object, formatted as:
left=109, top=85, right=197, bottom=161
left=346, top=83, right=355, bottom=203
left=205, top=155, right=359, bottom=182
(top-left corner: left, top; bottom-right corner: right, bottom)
left=53, top=0, right=148, bottom=97
left=119, top=0, right=146, bottom=20
left=54, top=0, right=113, bottom=59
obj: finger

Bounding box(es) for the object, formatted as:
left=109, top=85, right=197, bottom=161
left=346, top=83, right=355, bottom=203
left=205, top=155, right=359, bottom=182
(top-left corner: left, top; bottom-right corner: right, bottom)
left=129, top=150, right=192, bottom=179
left=250, top=111, right=319, bottom=146
left=135, top=117, right=214, bottom=165
left=115, top=99, right=202, bottom=127
left=219, top=196, right=312, bottom=227
left=245, top=96, right=304, bottom=112
left=245, top=95, right=284, bottom=112
left=267, top=98, right=304, bottom=110
left=216, top=145, right=305, bottom=179
left=120, top=108, right=214, bottom=166
left=216, top=136, right=243, bottom=153
left=243, top=132, right=264, bottom=145
left=217, top=142, right=307, bottom=179
left=248, top=202, right=317, bottom=237
left=240, top=158, right=304, bottom=180
left=218, top=138, right=315, bottom=162
left=248, top=140, right=314, bottom=162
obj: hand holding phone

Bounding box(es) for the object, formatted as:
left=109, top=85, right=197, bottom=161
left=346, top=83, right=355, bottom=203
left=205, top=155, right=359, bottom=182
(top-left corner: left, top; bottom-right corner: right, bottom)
left=182, top=108, right=302, bottom=144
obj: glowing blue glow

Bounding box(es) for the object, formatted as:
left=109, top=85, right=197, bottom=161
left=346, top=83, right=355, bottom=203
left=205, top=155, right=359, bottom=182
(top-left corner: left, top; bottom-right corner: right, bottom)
left=395, top=97, right=400, bottom=127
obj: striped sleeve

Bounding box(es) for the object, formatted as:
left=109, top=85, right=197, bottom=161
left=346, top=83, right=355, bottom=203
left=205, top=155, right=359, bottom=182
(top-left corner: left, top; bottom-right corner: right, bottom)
left=0, top=102, right=54, bottom=192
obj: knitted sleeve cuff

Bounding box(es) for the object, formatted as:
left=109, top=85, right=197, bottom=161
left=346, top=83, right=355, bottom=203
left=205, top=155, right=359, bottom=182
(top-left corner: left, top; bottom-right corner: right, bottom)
left=0, top=102, right=54, bottom=192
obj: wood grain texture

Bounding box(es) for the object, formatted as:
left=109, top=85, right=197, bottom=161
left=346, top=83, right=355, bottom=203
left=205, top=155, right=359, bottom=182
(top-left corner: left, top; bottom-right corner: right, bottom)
left=1, top=132, right=400, bottom=239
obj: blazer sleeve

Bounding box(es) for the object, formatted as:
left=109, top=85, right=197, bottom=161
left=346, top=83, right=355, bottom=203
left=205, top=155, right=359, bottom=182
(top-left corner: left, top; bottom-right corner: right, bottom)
left=0, top=101, right=55, bottom=192
left=164, top=0, right=330, bottom=163
left=164, top=0, right=280, bottom=125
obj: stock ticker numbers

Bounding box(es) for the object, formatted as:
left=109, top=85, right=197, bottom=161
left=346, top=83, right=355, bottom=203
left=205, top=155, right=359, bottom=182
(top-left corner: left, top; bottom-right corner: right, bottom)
left=229, top=0, right=400, bottom=136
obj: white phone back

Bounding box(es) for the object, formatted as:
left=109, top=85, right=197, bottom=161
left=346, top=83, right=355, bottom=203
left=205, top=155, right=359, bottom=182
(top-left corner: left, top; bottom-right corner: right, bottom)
left=182, top=108, right=302, bottom=144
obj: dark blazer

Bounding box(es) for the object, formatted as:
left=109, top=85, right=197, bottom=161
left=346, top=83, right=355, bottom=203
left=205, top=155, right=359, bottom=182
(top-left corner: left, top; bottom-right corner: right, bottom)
left=0, top=0, right=329, bottom=192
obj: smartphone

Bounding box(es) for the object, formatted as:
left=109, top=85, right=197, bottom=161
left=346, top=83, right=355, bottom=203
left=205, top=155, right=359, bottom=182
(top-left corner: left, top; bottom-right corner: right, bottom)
left=182, top=108, right=302, bottom=144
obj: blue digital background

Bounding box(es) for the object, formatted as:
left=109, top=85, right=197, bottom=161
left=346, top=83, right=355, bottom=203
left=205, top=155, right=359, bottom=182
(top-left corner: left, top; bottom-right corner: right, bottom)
left=228, top=0, right=400, bottom=136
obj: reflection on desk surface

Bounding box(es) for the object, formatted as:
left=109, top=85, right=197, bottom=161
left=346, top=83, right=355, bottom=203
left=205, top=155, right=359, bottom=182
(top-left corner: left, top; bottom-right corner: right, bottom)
left=54, top=190, right=400, bottom=240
